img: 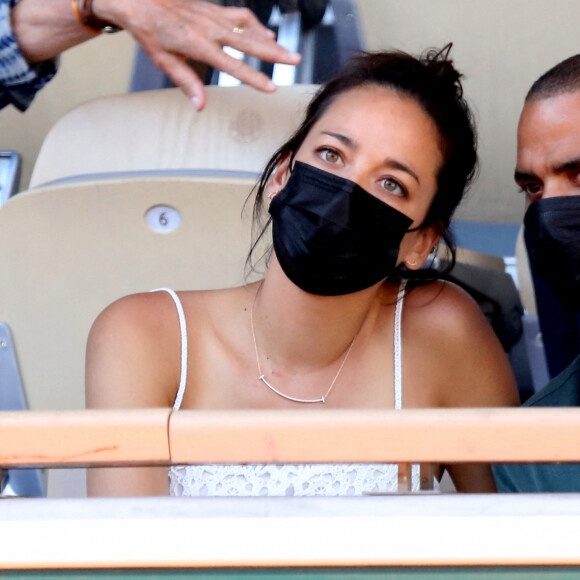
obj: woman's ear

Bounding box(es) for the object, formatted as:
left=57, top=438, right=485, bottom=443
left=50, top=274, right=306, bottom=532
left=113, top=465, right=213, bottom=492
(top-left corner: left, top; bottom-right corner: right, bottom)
left=403, top=223, right=442, bottom=270
left=266, top=155, right=292, bottom=200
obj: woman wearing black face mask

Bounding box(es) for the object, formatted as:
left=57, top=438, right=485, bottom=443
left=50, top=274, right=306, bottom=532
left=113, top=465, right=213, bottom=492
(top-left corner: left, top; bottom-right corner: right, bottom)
left=86, top=46, right=519, bottom=498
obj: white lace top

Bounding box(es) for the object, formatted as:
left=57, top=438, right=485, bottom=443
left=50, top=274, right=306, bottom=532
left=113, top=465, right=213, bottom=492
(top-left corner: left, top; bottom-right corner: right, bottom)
left=155, top=283, right=429, bottom=496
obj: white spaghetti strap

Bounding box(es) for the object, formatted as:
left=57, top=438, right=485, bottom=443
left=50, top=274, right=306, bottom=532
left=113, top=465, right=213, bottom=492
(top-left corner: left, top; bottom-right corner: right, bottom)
left=150, top=288, right=188, bottom=411
left=393, top=279, right=420, bottom=491
left=393, top=279, right=407, bottom=411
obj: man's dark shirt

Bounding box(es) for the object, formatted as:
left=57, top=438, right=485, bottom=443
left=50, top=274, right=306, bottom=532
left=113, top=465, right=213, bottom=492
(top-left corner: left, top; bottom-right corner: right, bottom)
left=493, top=355, right=580, bottom=492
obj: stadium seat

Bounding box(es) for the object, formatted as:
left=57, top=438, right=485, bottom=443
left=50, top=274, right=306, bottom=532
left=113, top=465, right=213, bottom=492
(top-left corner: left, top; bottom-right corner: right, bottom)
left=29, top=85, right=317, bottom=188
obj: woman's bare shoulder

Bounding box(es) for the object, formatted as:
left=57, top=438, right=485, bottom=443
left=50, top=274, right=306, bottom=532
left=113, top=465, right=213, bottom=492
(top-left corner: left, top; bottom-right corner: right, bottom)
left=86, top=292, right=181, bottom=408
left=86, top=285, right=255, bottom=408
left=93, top=290, right=171, bottom=326
left=91, top=286, right=235, bottom=333
left=86, top=289, right=218, bottom=407
left=90, top=290, right=194, bottom=346
left=403, top=279, right=484, bottom=329
left=404, top=280, right=519, bottom=408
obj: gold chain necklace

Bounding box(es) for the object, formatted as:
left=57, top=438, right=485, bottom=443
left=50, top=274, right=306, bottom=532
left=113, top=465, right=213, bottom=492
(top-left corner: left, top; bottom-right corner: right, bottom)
left=250, top=284, right=357, bottom=404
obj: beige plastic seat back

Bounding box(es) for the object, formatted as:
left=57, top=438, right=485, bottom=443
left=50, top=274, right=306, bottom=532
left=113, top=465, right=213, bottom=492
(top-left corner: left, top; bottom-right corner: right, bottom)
left=29, top=85, right=318, bottom=188
left=455, top=247, right=505, bottom=272
left=0, top=176, right=265, bottom=412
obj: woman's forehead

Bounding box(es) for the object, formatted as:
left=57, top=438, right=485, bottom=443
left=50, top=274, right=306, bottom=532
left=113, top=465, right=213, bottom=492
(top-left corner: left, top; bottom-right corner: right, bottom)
left=306, top=86, right=442, bottom=167
left=311, top=85, right=437, bottom=138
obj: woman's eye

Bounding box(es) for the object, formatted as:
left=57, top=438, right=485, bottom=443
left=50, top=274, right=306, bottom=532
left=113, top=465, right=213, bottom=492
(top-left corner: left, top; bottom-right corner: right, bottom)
left=320, top=149, right=341, bottom=164
left=381, top=178, right=405, bottom=196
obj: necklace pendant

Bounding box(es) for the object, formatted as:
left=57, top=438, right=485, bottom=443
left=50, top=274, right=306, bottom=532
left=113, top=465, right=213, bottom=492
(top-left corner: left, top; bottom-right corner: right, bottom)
left=257, top=374, right=325, bottom=404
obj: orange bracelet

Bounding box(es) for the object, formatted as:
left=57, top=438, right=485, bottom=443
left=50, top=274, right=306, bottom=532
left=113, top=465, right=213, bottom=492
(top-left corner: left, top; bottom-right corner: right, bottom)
left=72, top=0, right=122, bottom=34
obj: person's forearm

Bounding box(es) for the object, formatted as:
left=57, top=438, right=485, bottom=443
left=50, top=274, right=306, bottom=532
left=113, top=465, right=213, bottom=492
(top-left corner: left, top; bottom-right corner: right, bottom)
left=11, top=0, right=96, bottom=63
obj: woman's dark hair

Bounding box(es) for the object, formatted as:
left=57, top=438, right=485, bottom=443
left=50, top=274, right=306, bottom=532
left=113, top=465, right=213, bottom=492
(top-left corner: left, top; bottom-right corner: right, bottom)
left=248, top=44, right=478, bottom=281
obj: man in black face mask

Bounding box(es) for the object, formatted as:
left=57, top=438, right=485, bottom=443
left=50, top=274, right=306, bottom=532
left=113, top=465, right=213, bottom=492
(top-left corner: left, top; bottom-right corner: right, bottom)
left=493, top=55, right=580, bottom=492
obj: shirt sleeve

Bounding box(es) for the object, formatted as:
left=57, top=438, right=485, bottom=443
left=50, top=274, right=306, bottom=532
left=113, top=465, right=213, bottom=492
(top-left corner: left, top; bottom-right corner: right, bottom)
left=0, top=0, right=58, bottom=112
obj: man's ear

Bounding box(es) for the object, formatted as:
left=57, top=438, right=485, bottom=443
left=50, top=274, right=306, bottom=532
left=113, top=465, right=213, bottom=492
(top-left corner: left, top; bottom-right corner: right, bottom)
left=403, top=223, right=442, bottom=270
left=266, top=155, right=292, bottom=200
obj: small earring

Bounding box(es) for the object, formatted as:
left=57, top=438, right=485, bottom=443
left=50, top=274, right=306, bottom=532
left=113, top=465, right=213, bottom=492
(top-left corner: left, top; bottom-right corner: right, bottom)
left=267, top=191, right=277, bottom=200
left=406, top=258, right=417, bottom=267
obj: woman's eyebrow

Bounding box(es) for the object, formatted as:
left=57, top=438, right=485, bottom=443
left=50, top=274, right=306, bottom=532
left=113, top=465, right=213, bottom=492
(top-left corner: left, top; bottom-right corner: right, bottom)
left=384, top=158, right=420, bottom=185
left=321, top=131, right=358, bottom=149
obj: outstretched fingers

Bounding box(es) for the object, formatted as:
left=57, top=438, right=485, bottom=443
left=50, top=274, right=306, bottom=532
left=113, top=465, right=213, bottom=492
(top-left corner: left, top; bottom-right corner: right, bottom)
left=106, top=0, right=301, bottom=106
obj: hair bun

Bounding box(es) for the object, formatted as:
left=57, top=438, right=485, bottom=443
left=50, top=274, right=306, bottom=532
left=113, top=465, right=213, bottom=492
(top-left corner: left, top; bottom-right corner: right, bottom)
left=423, top=43, right=464, bottom=97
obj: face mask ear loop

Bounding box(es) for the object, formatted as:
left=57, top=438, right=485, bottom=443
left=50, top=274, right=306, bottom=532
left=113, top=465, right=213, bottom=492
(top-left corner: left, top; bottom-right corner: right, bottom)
left=288, top=153, right=298, bottom=175
left=406, top=223, right=424, bottom=233
left=407, top=218, right=442, bottom=234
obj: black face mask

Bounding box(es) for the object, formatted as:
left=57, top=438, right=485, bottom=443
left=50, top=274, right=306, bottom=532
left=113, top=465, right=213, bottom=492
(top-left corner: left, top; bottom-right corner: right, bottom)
left=268, top=161, right=417, bottom=296
left=524, top=195, right=580, bottom=311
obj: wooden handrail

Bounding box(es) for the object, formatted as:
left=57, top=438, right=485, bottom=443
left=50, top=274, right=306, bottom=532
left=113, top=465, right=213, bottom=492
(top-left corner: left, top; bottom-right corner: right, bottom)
left=170, top=407, right=580, bottom=463
left=0, top=408, right=580, bottom=467
left=1, top=407, right=580, bottom=468
left=0, top=409, right=170, bottom=468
